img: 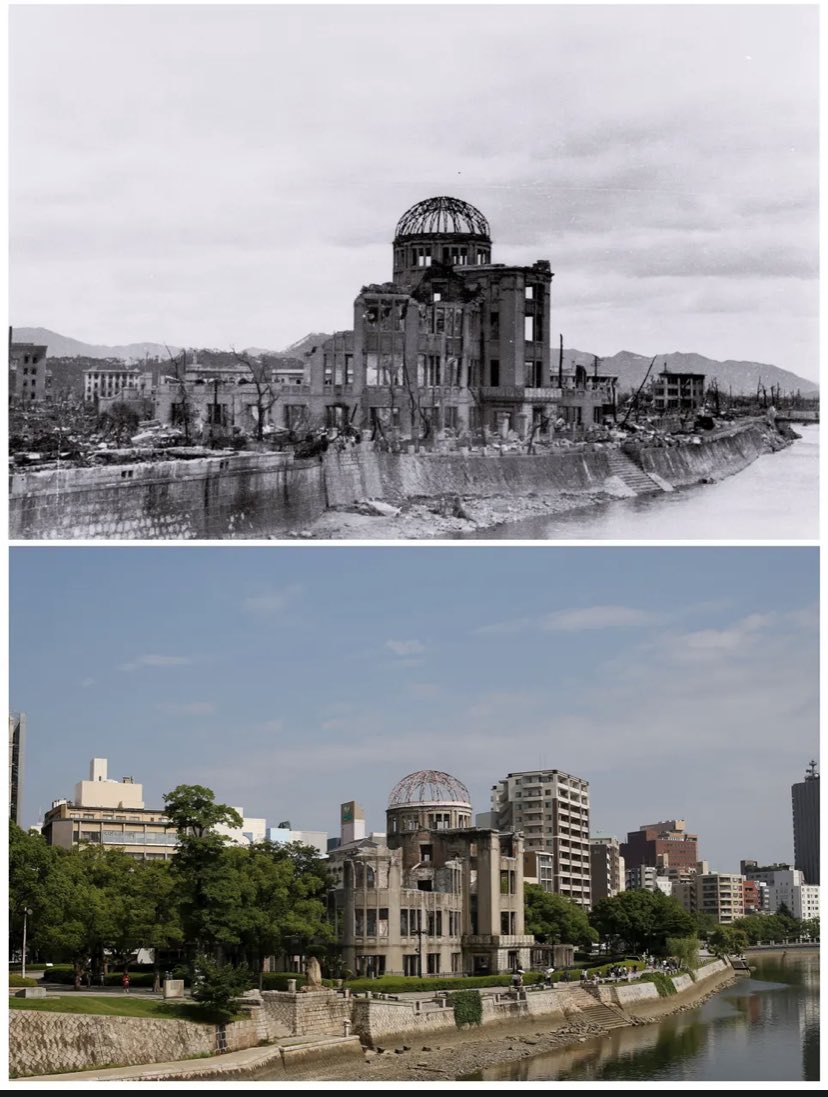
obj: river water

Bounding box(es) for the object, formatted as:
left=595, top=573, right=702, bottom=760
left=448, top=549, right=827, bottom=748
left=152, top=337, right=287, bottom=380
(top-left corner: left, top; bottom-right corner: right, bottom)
left=460, top=424, right=819, bottom=540
left=468, top=953, right=819, bottom=1083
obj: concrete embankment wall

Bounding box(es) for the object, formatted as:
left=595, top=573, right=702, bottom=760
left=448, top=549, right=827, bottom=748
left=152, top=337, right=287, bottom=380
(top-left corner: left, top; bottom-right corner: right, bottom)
left=8, top=1010, right=261, bottom=1079
left=324, top=448, right=614, bottom=507
left=9, top=422, right=781, bottom=539
left=352, top=988, right=570, bottom=1047
left=9, top=453, right=326, bottom=539
left=8, top=448, right=616, bottom=539
left=629, top=424, right=779, bottom=488
left=352, top=958, right=732, bottom=1047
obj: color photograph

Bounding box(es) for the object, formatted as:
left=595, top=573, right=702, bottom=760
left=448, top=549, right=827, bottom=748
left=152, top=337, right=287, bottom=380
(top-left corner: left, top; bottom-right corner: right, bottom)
left=8, top=546, right=820, bottom=1082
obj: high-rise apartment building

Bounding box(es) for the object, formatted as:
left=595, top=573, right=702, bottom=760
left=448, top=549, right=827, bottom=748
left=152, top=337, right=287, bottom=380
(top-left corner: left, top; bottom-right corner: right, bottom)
left=8, top=712, right=26, bottom=827
left=590, top=835, right=625, bottom=902
left=491, top=769, right=590, bottom=908
left=694, top=872, right=745, bottom=924
left=792, top=761, right=820, bottom=884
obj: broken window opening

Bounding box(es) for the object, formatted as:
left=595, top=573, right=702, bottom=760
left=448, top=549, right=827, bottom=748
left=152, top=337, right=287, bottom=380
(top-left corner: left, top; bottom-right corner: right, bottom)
left=524, top=315, right=535, bottom=342
left=490, top=359, right=500, bottom=387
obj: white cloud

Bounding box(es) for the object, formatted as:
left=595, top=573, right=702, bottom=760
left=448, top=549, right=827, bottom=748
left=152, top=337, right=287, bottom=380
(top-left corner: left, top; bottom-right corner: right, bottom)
left=156, top=701, right=215, bottom=716
left=242, top=584, right=303, bottom=614
left=386, top=640, right=426, bottom=656
left=540, top=606, right=661, bottom=632
left=475, top=605, right=660, bottom=636
left=120, top=654, right=193, bottom=672
left=80, top=677, right=95, bottom=688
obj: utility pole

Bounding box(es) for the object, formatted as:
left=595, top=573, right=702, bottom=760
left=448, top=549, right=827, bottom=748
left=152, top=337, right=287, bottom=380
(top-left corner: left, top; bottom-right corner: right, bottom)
left=558, top=334, right=564, bottom=387
left=21, top=907, right=32, bottom=980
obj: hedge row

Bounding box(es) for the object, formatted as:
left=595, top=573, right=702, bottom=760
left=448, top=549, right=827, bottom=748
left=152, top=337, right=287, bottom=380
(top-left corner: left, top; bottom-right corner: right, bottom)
left=8, top=975, right=39, bottom=987
left=44, top=969, right=159, bottom=988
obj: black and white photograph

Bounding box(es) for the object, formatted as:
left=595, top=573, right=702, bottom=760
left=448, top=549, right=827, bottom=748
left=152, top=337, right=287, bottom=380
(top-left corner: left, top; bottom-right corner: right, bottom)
left=5, top=3, right=821, bottom=1091
left=8, top=4, right=818, bottom=541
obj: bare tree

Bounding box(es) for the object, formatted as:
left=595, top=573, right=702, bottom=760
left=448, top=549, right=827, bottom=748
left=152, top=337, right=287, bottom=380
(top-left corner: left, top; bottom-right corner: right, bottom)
left=231, top=349, right=280, bottom=442
left=165, top=346, right=192, bottom=443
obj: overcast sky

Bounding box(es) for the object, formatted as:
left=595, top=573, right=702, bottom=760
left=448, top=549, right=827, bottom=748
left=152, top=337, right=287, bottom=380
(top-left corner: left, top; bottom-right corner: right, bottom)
left=10, top=4, right=819, bottom=379
left=10, top=546, right=819, bottom=874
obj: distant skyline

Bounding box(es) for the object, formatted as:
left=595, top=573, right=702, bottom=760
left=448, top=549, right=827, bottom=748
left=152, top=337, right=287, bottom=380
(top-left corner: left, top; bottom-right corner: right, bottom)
left=10, top=5, right=819, bottom=380
left=10, top=546, right=819, bottom=873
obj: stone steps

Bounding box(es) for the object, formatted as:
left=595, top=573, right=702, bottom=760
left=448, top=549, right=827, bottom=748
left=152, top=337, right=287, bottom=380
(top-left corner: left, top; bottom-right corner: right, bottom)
left=579, top=1003, right=629, bottom=1030
left=606, top=450, right=665, bottom=494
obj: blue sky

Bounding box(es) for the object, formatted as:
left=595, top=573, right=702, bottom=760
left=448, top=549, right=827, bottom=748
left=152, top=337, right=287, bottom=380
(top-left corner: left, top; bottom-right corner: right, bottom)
left=10, top=547, right=818, bottom=873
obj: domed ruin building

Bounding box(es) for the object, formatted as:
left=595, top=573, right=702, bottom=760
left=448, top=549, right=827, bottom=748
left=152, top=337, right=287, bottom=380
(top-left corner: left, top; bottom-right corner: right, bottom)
left=328, top=769, right=537, bottom=978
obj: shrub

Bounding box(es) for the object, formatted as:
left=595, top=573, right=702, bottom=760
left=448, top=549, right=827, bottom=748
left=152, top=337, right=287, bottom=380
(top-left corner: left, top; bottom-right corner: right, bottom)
left=190, top=956, right=252, bottom=1022
left=638, top=971, right=677, bottom=998
left=452, top=989, right=483, bottom=1028
left=9, top=975, right=38, bottom=987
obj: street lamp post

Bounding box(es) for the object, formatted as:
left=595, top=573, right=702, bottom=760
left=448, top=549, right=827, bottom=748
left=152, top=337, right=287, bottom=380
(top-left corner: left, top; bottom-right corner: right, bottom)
left=21, top=907, right=33, bottom=980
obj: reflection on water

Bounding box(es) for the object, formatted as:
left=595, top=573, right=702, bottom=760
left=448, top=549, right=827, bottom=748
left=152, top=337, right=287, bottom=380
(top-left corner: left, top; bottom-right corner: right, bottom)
left=470, top=953, right=819, bottom=1082
left=459, top=424, right=819, bottom=540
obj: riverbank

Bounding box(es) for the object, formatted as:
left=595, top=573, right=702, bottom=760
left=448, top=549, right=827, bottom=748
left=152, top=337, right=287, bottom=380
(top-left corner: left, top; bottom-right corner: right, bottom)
left=302, top=418, right=794, bottom=540
left=274, top=966, right=738, bottom=1083
left=9, top=416, right=794, bottom=540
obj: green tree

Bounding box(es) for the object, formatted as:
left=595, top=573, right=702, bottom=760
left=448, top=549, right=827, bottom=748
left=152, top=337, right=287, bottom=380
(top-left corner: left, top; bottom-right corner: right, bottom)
left=524, top=885, right=597, bottom=950
left=666, top=935, right=700, bottom=972
left=163, top=785, right=244, bottom=961
left=709, top=925, right=749, bottom=957
left=8, top=822, right=63, bottom=966
left=800, top=916, right=820, bottom=940
left=190, top=954, right=252, bottom=1021
left=692, top=911, right=717, bottom=939
left=590, top=889, right=695, bottom=956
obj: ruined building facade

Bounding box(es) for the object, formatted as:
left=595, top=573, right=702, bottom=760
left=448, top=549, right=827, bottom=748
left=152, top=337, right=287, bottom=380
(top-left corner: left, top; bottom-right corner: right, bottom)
left=329, top=769, right=535, bottom=978
left=306, top=197, right=615, bottom=439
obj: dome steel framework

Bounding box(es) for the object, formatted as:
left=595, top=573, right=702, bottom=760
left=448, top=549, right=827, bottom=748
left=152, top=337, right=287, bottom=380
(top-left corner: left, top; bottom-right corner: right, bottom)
left=394, top=197, right=490, bottom=240
left=388, top=769, right=471, bottom=808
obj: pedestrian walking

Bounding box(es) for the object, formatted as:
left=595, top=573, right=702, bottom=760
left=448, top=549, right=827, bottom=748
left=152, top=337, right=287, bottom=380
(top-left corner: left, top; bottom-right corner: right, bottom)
left=122, top=972, right=130, bottom=994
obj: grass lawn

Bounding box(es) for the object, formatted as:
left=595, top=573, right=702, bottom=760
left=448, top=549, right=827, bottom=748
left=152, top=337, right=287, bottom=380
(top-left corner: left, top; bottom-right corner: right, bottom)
left=8, top=996, right=242, bottom=1024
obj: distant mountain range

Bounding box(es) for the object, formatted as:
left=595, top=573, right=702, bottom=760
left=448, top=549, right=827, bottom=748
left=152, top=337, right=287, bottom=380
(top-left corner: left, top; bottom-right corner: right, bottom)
left=12, top=327, right=818, bottom=395
left=564, top=349, right=819, bottom=397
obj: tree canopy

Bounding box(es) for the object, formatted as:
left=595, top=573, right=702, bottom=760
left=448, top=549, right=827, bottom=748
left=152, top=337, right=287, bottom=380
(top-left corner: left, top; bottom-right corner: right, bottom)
left=524, top=884, right=597, bottom=949
left=589, top=889, right=696, bottom=955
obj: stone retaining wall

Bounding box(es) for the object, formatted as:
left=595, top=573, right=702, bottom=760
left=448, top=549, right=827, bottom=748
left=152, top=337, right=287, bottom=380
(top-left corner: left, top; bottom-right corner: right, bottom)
left=630, top=423, right=781, bottom=487
left=9, top=1010, right=260, bottom=1079
left=261, top=990, right=351, bottom=1038
left=8, top=422, right=782, bottom=539
left=9, top=453, right=325, bottom=539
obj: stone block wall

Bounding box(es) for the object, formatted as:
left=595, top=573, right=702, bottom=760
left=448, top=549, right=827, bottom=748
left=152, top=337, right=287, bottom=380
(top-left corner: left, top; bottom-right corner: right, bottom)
left=10, top=1012, right=208, bottom=1078
left=261, top=990, right=350, bottom=1038
left=9, top=453, right=326, bottom=539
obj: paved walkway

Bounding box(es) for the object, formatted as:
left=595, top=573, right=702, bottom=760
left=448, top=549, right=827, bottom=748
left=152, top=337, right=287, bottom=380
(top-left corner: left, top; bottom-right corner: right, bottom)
left=15, top=1035, right=362, bottom=1083
left=15, top=1043, right=287, bottom=1083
